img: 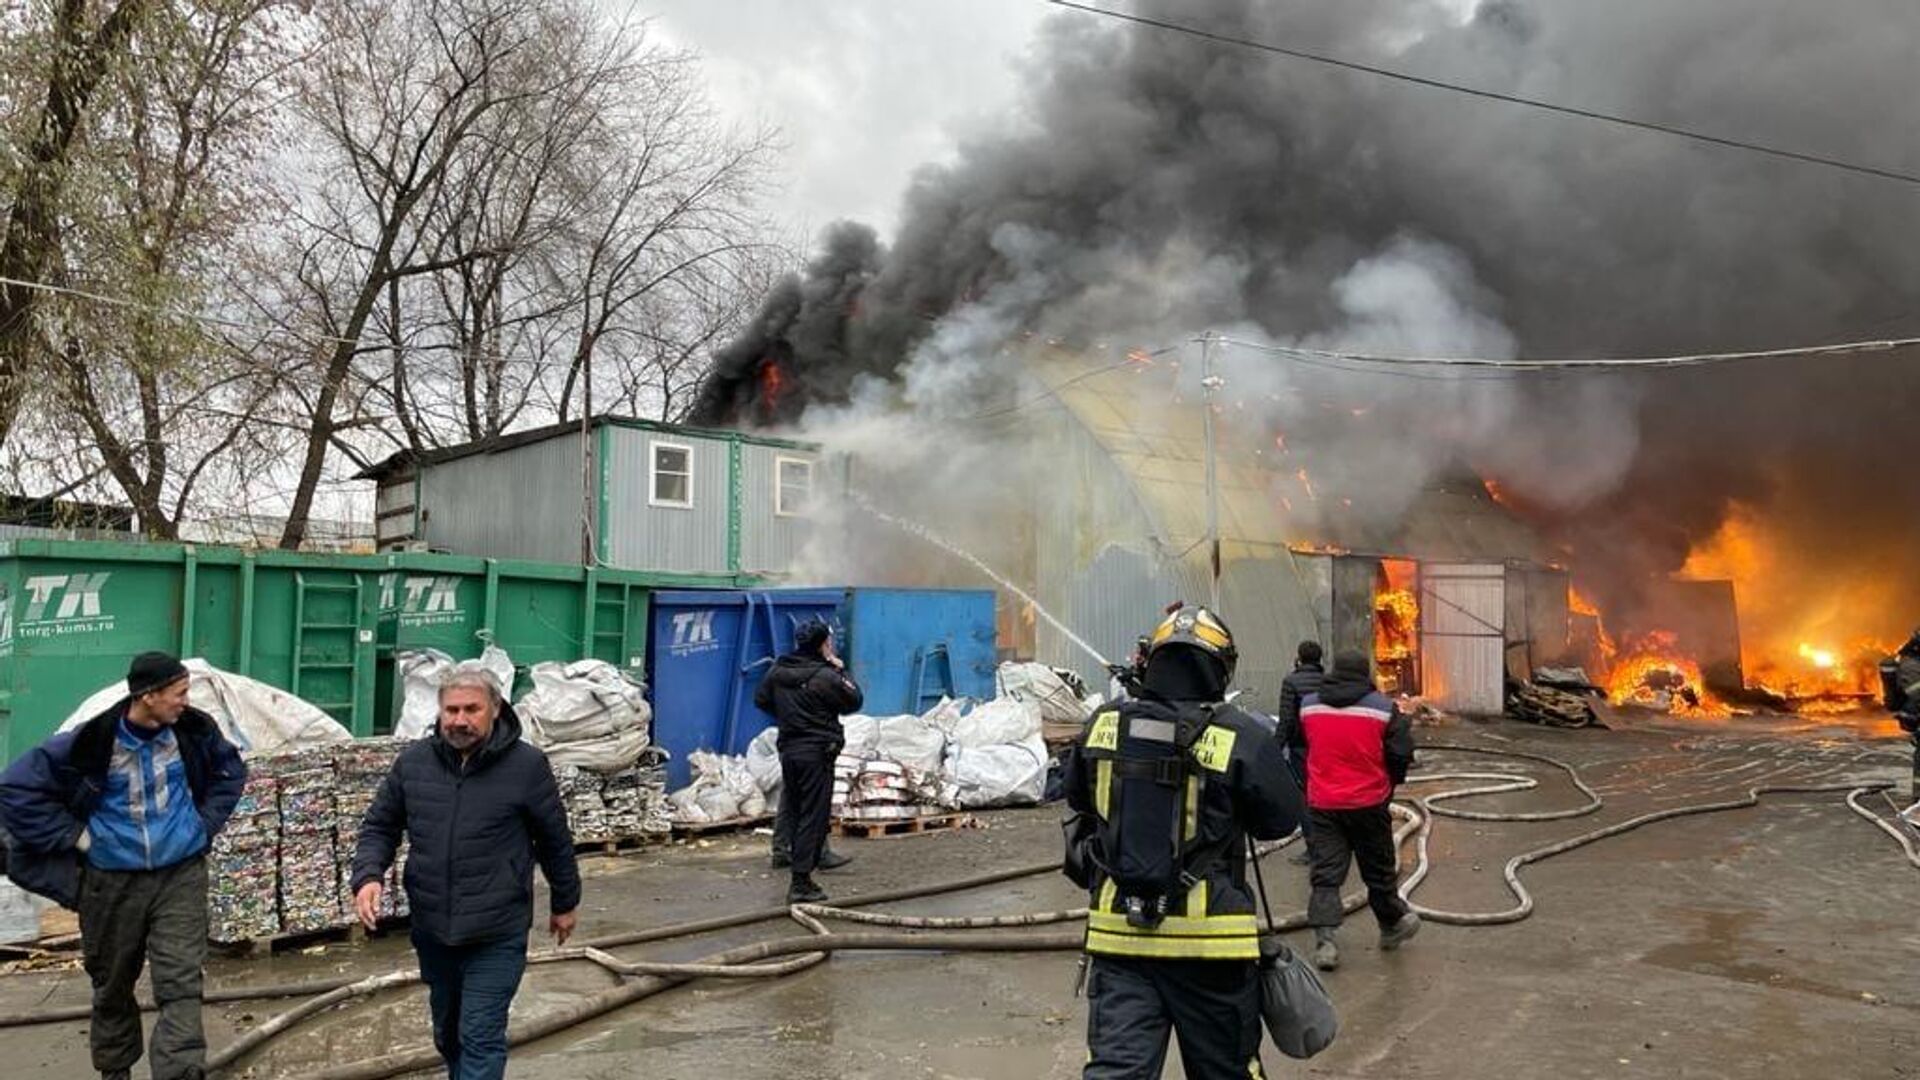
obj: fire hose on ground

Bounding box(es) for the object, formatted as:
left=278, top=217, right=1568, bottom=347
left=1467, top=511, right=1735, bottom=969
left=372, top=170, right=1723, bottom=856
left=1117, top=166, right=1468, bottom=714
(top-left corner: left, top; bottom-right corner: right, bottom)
left=0, top=743, right=1913, bottom=1078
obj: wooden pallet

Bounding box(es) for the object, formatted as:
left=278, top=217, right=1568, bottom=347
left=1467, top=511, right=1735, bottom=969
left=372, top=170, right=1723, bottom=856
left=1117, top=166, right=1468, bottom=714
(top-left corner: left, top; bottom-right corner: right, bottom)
left=831, top=811, right=975, bottom=839
left=221, top=915, right=408, bottom=958
left=578, top=832, right=671, bottom=856
left=670, top=814, right=774, bottom=838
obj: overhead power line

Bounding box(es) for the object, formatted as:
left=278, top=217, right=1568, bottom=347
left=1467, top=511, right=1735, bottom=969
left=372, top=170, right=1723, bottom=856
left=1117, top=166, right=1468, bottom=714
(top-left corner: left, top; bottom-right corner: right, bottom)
left=1045, top=0, right=1920, bottom=189
left=1216, top=334, right=1920, bottom=371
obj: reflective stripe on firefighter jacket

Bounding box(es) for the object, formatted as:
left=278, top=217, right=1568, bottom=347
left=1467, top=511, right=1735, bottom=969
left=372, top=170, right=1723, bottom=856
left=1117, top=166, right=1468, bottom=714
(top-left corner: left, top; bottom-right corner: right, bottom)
left=1063, top=699, right=1304, bottom=962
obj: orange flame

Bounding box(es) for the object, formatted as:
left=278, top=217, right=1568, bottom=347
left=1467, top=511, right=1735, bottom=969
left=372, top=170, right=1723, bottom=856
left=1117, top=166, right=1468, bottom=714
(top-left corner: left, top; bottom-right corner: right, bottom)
left=757, top=358, right=787, bottom=411
left=1569, top=586, right=1618, bottom=665
left=1682, top=504, right=1896, bottom=705
left=1606, top=631, right=1728, bottom=716
left=1374, top=559, right=1420, bottom=660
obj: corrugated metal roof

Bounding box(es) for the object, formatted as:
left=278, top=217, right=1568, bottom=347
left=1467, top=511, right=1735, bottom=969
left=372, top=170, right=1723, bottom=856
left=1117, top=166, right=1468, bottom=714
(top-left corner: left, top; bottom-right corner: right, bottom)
left=355, top=415, right=821, bottom=481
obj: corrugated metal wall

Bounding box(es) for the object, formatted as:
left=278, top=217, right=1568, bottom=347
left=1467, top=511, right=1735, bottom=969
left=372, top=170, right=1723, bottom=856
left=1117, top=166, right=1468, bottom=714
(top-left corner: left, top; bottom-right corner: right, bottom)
left=603, top=427, right=730, bottom=574
left=415, top=431, right=585, bottom=562
left=1521, top=567, right=1572, bottom=669
left=1029, top=407, right=1329, bottom=711
left=1212, top=545, right=1328, bottom=707
left=740, top=443, right=819, bottom=575
left=1032, top=404, right=1168, bottom=684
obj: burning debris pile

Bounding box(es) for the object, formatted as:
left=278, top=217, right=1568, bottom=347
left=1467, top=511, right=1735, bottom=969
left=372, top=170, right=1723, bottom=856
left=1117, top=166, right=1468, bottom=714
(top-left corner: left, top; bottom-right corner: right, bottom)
left=1604, top=633, right=1723, bottom=716
left=1568, top=504, right=1907, bottom=720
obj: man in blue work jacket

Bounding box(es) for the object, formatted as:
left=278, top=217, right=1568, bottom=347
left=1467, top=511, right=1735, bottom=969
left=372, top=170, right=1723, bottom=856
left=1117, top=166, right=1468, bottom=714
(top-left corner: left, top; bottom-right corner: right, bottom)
left=1, top=651, right=247, bottom=1080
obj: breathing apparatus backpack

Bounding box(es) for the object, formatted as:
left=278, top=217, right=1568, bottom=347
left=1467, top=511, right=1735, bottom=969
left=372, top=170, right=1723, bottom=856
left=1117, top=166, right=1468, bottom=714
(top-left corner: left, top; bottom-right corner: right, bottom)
left=1883, top=656, right=1909, bottom=715
left=1089, top=700, right=1227, bottom=929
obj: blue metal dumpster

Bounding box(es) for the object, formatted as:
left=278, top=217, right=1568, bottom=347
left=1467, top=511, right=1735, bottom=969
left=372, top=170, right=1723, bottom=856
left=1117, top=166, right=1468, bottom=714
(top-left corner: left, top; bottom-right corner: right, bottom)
left=840, top=589, right=998, bottom=715
left=648, top=590, right=841, bottom=789
left=647, top=588, right=997, bottom=788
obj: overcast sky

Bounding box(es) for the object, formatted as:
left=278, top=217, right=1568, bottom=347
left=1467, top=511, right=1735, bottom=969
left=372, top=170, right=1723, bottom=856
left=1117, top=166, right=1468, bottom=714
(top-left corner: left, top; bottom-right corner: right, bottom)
left=636, top=0, right=1047, bottom=240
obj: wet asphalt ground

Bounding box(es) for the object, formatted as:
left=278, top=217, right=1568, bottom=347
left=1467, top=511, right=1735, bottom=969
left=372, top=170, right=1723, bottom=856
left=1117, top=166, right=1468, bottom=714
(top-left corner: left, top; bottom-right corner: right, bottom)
left=2, top=710, right=1916, bottom=1079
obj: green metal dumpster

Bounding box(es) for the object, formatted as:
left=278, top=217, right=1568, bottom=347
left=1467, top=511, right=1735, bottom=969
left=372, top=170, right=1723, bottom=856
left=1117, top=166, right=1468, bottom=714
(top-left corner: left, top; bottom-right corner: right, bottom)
left=0, top=538, right=741, bottom=764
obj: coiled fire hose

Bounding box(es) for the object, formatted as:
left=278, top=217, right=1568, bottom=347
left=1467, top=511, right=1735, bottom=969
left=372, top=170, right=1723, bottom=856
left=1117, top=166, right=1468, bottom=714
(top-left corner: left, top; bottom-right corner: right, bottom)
left=0, top=742, right=1911, bottom=1078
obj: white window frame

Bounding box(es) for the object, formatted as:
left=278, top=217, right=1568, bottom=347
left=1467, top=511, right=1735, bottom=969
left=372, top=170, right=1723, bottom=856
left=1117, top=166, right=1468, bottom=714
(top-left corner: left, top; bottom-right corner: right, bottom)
left=773, top=455, right=814, bottom=518
left=649, top=440, right=695, bottom=509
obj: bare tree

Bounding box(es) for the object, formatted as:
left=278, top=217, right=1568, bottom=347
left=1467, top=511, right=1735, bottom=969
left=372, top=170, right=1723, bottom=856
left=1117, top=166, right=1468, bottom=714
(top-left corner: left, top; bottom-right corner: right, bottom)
left=3, top=0, right=298, bottom=536
left=547, top=44, right=783, bottom=425
left=1, top=0, right=789, bottom=544
left=274, top=0, right=567, bottom=548
left=0, top=0, right=154, bottom=445
left=286, top=0, right=786, bottom=530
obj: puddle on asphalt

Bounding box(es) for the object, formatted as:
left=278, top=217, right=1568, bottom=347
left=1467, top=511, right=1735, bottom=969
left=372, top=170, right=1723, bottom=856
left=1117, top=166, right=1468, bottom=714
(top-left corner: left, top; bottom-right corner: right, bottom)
left=1641, top=908, right=1914, bottom=1013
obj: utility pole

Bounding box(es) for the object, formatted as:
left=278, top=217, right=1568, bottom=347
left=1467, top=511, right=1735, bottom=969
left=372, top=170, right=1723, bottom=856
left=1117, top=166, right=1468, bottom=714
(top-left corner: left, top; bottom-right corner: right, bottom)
left=1199, top=331, right=1222, bottom=613
left=580, top=346, right=596, bottom=565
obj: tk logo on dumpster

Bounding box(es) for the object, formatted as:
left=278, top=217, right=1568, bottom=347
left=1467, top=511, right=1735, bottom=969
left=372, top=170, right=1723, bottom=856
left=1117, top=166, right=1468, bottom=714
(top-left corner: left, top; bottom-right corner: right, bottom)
left=12, top=573, right=116, bottom=642
left=379, top=574, right=465, bottom=628
left=667, top=609, right=721, bottom=656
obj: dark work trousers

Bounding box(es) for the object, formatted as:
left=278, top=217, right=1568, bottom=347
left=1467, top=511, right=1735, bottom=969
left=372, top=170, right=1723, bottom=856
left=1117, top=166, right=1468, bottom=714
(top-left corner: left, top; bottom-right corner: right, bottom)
left=79, top=855, right=210, bottom=1079
left=779, top=741, right=837, bottom=876
left=1306, top=803, right=1410, bottom=930
left=1909, top=728, right=1920, bottom=799
left=771, top=798, right=793, bottom=858
left=412, top=930, right=529, bottom=1080
left=1083, top=954, right=1266, bottom=1079
left=771, top=793, right=838, bottom=861
left=1285, top=749, right=1311, bottom=847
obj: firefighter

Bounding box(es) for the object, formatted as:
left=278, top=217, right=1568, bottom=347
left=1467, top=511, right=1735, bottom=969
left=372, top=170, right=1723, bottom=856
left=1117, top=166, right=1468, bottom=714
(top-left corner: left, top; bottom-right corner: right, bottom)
left=1891, top=629, right=1920, bottom=813
left=1104, top=636, right=1151, bottom=702
left=1062, top=606, right=1305, bottom=1079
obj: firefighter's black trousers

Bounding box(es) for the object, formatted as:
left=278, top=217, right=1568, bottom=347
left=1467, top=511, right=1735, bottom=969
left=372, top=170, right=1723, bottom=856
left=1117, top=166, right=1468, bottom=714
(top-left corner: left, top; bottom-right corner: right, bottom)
left=1083, top=954, right=1265, bottom=1079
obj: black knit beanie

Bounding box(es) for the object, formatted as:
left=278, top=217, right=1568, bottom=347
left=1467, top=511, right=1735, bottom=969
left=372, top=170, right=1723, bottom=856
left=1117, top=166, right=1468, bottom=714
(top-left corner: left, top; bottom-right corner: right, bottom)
left=127, top=651, right=189, bottom=697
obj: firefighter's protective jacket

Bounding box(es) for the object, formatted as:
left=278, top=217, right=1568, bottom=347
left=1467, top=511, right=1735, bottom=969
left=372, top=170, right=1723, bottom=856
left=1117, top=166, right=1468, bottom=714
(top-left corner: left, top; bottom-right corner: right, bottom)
left=1063, top=696, right=1303, bottom=960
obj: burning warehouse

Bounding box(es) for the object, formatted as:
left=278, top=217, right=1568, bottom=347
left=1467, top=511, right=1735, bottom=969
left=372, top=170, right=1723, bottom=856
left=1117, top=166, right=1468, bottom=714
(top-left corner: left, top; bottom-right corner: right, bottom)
left=804, top=345, right=1573, bottom=716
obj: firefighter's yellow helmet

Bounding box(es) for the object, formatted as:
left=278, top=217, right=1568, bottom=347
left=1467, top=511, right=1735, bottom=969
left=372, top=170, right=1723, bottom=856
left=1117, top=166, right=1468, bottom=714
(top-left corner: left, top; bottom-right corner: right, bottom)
left=1146, top=605, right=1238, bottom=682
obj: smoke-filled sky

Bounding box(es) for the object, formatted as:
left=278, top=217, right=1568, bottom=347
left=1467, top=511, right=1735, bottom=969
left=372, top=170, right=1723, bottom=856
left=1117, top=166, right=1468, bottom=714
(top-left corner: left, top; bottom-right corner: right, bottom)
left=674, top=0, right=1920, bottom=652
left=641, top=0, right=1043, bottom=235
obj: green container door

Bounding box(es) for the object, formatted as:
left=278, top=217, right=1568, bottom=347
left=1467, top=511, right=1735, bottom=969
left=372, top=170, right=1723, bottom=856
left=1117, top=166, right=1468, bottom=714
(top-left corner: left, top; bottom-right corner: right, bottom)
left=0, top=548, right=194, bottom=763
left=0, top=545, right=387, bottom=761
left=184, top=557, right=380, bottom=736
left=0, top=539, right=733, bottom=764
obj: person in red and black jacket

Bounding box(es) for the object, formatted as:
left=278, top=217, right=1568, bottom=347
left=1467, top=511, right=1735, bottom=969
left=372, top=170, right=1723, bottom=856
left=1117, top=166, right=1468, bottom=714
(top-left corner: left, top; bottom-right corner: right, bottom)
left=1297, top=650, right=1419, bottom=972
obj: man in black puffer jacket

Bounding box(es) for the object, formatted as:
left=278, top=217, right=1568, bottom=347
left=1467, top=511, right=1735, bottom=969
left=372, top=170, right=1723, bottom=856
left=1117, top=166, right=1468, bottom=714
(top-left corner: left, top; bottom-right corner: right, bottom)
left=755, top=618, right=863, bottom=903
left=350, top=669, right=580, bottom=1080
left=1276, top=640, right=1325, bottom=866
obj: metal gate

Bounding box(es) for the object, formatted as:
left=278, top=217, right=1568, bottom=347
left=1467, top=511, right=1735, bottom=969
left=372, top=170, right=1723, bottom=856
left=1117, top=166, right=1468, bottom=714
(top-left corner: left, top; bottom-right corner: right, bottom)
left=1419, top=563, right=1507, bottom=715
left=1329, top=556, right=1379, bottom=664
